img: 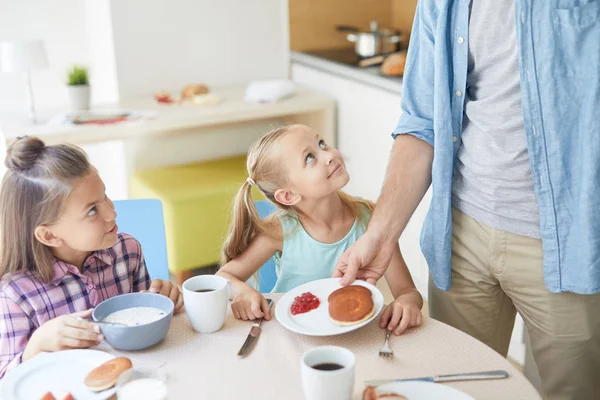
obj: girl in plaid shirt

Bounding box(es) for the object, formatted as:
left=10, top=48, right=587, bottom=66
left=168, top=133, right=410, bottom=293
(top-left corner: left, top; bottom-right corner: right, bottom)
left=0, top=137, right=184, bottom=378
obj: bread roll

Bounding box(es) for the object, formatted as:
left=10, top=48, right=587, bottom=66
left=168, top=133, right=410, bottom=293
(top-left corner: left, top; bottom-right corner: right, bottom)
left=363, top=386, right=408, bottom=400
left=381, top=52, right=407, bottom=76
left=84, top=357, right=133, bottom=392
left=181, top=84, right=209, bottom=99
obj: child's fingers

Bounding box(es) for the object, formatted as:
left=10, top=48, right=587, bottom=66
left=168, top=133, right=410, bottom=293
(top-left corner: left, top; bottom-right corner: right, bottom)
left=232, top=304, right=241, bottom=320
left=238, top=307, right=249, bottom=321
left=416, top=312, right=423, bottom=327
left=70, top=309, right=94, bottom=318
left=70, top=316, right=100, bottom=333
left=261, top=297, right=272, bottom=320
left=410, top=310, right=421, bottom=327
left=394, top=309, right=412, bottom=335
left=61, top=325, right=103, bottom=343
left=59, top=336, right=100, bottom=350
left=174, top=292, right=184, bottom=314
left=148, top=279, right=162, bottom=294
left=168, top=284, right=179, bottom=304
left=387, top=304, right=403, bottom=331
left=249, top=301, right=264, bottom=320
left=379, top=304, right=393, bottom=329
left=159, top=282, right=171, bottom=298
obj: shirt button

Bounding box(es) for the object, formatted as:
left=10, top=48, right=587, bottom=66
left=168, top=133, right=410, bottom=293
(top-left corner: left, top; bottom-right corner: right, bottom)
left=452, top=136, right=458, bottom=142
left=457, top=37, right=464, bottom=44
left=456, top=90, right=462, bottom=97
left=521, top=12, right=525, bottom=24
left=87, top=284, right=95, bottom=290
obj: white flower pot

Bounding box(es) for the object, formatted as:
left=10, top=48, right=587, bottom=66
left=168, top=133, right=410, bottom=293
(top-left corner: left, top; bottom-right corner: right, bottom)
left=67, top=85, right=91, bottom=111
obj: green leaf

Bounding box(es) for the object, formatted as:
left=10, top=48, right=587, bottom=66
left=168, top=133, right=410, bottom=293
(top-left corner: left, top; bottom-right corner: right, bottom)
left=66, top=65, right=89, bottom=86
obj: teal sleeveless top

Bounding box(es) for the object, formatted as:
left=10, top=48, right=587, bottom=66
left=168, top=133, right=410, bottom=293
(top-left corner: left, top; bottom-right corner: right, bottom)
left=270, top=206, right=371, bottom=293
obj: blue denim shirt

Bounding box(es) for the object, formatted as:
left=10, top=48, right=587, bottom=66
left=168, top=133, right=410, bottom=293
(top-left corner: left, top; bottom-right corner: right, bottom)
left=393, top=0, right=600, bottom=294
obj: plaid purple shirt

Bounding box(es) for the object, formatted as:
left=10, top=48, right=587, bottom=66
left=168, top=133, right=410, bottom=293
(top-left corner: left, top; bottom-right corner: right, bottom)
left=0, top=233, right=151, bottom=378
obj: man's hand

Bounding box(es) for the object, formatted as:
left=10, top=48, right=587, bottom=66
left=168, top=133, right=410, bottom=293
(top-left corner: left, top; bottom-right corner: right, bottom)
left=333, top=232, right=396, bottom=285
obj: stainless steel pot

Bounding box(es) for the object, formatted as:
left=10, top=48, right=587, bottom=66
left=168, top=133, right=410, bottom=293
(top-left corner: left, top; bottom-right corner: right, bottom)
left=336, top=21, right=402, bottom=58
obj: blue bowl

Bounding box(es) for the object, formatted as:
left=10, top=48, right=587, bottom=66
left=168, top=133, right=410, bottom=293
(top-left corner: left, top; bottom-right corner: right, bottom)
left=92, top=292, right=174, bottom=351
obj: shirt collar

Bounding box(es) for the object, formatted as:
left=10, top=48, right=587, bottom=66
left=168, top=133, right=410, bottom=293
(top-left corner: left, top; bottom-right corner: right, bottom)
left=50, top=249, right=112, bottom=285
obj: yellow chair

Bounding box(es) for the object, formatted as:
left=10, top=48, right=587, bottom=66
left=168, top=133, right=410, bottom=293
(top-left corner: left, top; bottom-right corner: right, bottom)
left=130, top=155, right=251, bottom=285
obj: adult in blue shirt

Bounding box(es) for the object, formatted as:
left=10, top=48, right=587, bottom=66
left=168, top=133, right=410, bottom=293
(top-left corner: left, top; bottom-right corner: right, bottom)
left=334, top=1, right=600, bottom=399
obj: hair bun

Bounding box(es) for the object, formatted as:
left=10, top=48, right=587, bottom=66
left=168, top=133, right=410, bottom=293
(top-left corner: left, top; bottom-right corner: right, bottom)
left=5, top=136, right=46, bottom=171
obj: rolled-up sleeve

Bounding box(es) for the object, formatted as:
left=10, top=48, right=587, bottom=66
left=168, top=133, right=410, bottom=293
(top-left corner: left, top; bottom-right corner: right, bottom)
left=393, top=0, right=436, bottom=147
left=0, top=294, right=33, bottom=378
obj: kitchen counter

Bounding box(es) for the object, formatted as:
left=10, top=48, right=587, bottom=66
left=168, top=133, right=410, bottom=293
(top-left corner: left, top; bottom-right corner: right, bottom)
left=290, top=49, right=403, bottom=95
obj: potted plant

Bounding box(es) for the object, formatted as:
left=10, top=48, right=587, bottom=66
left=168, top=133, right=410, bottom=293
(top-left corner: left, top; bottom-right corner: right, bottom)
left=66, top=65, right=90, bottom=111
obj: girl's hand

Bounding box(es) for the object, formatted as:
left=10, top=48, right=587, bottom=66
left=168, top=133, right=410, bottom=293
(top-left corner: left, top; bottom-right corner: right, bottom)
left=23, top=309, right=102, bottom=361
left=144, top=279, right=185, bottom=314
left=231, top=287, right=271, bottom=321
left=379, top=299, right=422, bottom=335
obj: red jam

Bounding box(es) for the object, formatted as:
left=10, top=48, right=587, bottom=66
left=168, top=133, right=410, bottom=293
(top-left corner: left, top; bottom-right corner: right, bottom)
left=290, top=292, right=320, bottom=315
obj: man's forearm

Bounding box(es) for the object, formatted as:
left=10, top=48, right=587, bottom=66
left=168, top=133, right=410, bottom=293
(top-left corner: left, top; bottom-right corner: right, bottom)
left=369, top=134, right=433, bottom=245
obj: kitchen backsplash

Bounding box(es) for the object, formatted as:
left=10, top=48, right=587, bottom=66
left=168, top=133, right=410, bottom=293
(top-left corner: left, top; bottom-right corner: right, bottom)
left=289, top=0, right=417, bottom=52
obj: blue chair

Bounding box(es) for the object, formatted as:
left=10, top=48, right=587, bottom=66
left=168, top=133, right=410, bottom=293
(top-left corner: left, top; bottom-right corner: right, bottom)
left=113, top=199, right=170, bottom=281
left=254, top=200, right=278, bottom=293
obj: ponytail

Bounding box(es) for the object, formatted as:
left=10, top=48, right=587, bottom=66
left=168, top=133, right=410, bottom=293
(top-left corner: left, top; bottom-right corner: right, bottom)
left=220, top=180, right=271, bottom=265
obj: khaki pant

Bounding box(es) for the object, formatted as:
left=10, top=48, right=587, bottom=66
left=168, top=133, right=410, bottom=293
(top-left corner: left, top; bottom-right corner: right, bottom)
left=429, top=208, right=600, bottom=400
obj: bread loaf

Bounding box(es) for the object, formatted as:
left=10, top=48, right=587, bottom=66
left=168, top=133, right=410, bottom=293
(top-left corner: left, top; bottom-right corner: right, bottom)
left=381, top=52, right=407, bottom=76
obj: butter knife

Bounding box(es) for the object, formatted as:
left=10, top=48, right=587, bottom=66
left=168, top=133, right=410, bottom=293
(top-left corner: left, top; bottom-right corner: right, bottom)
left=237, top=298, right=273, bottom=357
left=364, top=370, right=509, bottom=387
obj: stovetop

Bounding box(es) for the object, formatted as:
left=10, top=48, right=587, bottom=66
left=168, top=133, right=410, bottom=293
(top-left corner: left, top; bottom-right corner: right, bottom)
left=303, top=47, right=364, bottom=67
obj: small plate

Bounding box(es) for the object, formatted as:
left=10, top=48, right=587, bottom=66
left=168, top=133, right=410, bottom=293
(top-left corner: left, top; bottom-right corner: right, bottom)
left=376, top=381, right=475, bottom=400
left=275, top=278, right=384, bottom=336
left=0, top=349, right=116, bottom=400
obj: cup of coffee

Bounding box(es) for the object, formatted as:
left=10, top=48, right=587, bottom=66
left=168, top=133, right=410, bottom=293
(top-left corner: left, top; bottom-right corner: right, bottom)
left=300, top=346, right=355, bottom=400
left=182, top=275, right=230, bottom=333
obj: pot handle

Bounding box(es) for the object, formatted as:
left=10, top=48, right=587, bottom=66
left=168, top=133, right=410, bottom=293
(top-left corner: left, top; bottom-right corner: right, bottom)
left=346, top=33, right=358, bottom=43
left=336, top=25, right=359, bottom=32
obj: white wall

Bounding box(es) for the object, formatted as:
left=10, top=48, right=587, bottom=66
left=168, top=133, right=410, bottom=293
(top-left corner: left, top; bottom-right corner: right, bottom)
left=0, top=0, right=89, bottom=112
left=0, top=0, right=290, bottom=200
left=108, top=0, right=289, bottom=99
left=0, top=0, right=289, bottom=113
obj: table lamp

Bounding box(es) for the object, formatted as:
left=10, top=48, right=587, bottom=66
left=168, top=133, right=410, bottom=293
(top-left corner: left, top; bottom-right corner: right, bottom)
left=1, top=40, right=49, bottom=124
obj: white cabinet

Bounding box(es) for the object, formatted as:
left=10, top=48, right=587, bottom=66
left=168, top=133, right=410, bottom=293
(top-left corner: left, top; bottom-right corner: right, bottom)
left=291, top=63, right=432, bottom=299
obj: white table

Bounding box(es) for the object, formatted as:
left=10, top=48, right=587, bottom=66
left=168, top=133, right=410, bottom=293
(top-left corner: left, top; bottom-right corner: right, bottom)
left=97, top=294, right=541, bottom=400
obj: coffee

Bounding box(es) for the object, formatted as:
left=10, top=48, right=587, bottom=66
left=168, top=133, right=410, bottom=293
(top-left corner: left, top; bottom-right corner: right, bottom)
left=194, top=289, right=214, bottom=293
left=312, top=363, right=344, bottom=371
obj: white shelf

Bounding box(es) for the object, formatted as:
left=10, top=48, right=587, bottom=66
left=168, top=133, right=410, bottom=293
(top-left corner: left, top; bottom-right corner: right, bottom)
left=0, top=85, right=335, bottom=146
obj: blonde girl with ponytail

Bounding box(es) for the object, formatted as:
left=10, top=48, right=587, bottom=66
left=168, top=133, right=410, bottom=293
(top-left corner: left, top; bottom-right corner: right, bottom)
left=217, top=125, right=423, bottom=334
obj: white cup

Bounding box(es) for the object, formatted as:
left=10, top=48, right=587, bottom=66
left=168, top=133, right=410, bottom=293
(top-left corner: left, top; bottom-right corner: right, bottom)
left=182, top=275, right=230, bottom=333
left=300, top=346, right=355, bottom=400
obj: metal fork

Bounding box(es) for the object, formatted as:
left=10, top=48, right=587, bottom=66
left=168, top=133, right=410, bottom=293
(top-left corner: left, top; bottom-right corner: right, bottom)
left=379, top=330, right=393, bottom=358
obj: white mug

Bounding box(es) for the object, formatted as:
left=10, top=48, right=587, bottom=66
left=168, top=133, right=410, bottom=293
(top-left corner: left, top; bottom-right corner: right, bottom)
left=300, top=346, right=355, bottom=400
left=182, top=275, right=231, bottom=333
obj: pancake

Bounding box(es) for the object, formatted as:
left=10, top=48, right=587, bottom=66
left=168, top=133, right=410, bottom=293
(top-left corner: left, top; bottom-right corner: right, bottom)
left=327, top=285, right=371, bottom=302
left=328, top=286, right=375, bottom=325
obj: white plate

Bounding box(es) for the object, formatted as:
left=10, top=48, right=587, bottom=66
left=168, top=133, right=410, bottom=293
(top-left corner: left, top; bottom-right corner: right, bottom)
left=0, top=349, right=116, bottom=400
left=376, top=381, right=475, bottom=400
left=275, top=278, right=384, bottom=336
